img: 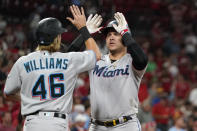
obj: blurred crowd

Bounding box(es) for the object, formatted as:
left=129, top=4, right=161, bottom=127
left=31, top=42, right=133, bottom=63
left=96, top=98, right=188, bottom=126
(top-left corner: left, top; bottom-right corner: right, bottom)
left=0, top=0, right=197, bottom=131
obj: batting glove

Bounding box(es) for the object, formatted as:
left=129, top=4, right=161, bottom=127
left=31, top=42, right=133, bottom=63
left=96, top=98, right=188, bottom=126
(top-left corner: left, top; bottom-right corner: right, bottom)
left=86, top=14, right=103, bottom=34
left=113, top=12, right=130, bottom=36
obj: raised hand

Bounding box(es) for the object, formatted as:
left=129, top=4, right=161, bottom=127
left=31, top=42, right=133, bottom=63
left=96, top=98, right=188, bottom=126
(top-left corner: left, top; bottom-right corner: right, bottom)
left=66, top=5, right=86, bottom=30
left=86, top=14, right=103, bottom=34
left=112, top=12, right=130, bottom=35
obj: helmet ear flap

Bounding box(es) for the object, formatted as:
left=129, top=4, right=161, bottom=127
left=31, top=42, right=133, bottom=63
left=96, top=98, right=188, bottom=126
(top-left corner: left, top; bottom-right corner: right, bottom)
left=36, top=32, right=54, bottom=45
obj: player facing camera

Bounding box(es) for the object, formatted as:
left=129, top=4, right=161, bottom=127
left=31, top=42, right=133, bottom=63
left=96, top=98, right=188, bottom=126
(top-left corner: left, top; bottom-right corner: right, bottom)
left=101, top=19, right=132, bottom=52
left=67, top=12, right=148, bottom=131
left=35, top=17, right=67, bottom=52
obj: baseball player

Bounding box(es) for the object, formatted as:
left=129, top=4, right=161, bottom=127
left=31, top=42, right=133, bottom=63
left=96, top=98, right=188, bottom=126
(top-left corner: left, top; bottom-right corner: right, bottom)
left=68, top=12, right=148, bottom=131
left=3, top=5, right=101, bottom=131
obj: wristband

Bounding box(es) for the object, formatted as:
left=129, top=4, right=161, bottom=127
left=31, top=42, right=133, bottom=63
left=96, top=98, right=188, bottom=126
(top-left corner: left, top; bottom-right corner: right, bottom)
left=120, top=29, right=129, bottom=36
left=79, top=26, right=91, bottom=41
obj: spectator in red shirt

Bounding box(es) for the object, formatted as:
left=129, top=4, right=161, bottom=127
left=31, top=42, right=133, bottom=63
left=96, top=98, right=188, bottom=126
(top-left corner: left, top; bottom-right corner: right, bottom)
left=159, top=70, right=173, bottom=94
left=75, top=77, right=90, bottom=98
left=152, top=92, right=174, bottom=131
left=172, top=74, right=190, bottom=100
left=154, top=48, right=165, bottom=72
left=138, top=77, right=149, bottom=103
left=0, top=95, right=8, bottom=115
left=0, top=111, right=15, bottom=131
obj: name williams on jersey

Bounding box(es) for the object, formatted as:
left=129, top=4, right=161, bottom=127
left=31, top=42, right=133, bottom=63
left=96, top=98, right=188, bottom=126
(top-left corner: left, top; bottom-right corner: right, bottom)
left=23, top=58, right=68, bottom=73
left=93, top=65, right=129, bottom=77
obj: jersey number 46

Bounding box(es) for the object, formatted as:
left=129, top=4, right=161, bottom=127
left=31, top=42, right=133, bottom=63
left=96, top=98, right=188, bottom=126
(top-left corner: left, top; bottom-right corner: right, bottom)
left=32, top=73, right=65, bottom=100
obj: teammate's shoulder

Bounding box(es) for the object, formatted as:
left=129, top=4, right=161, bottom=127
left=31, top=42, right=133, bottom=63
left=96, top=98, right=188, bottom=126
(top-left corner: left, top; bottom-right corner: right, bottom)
left=13, top=54, right=29, bottom=65
left=81, top=50, right=95, bottom=54
left=125, top=53, right=132, bottom=59
left=125, top=53, right=131, bottom=57
left=68, top=50, right=95, bottom=55
left=16, top=51, right=38, bottom=61
left=100, top=54, right=108, bottom=61
left=25, top=51, right=38, bottom=57
left=61, top=51, right=78, bottom=56
left=53, top=51, right=66, bottom=55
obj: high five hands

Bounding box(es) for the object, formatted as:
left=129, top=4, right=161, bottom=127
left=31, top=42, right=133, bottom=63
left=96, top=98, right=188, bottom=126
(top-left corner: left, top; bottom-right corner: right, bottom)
left=86, top=14, right=103, bottom=34
left=67, top=5, right=128, bottom=35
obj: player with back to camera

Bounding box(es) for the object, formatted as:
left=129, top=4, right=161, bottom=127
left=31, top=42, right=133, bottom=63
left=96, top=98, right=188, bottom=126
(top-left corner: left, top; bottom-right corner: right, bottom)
left=3, top=5, right=101, bottom=131
left=68, top=12, right=148, bottom=131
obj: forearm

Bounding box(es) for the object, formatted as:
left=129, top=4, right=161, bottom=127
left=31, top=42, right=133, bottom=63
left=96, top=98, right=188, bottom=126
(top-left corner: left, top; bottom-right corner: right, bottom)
left=85, top=38, right=101, bottom=60
left=67, top=33, right=101, bottom=61
left=122, top=33, right=148, bottom=70
left=79, top=26, right=101, bottom=60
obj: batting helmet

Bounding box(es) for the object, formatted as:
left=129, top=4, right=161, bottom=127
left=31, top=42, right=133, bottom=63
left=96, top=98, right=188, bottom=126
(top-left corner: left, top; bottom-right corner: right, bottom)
left=36, top=17, right=66, bottom=46
left=101, top=20, right=118, bottom=35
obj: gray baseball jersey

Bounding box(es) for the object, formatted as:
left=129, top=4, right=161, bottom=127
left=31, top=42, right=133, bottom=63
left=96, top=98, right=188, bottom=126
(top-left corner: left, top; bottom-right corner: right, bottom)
left=4, top=50, right=96, bottom=115
left=89, top=53, right=146, bottom=121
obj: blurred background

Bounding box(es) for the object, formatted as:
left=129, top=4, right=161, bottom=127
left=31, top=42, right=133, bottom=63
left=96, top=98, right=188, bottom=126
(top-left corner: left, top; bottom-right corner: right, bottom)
left=0, top=0, right=197, bottom=131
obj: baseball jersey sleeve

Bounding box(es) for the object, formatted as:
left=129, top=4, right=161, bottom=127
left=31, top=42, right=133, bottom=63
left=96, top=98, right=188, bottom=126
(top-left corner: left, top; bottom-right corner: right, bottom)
left=4, top=58, right=22, bottom=95
left=71, top=50, right=96, bottom=74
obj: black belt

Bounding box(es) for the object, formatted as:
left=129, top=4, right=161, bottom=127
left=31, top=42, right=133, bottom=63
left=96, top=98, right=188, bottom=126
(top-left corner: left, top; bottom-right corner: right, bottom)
left=25, top=111, right=66, bottom=119
left=91, top=115, right=132, bottom=127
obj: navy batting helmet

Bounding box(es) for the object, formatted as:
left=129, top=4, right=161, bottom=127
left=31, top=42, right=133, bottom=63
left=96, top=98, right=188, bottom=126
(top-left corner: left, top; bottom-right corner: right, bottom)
left=36, top=17, right=66, bottom=46
left=101, top=20, right=118, bottom=35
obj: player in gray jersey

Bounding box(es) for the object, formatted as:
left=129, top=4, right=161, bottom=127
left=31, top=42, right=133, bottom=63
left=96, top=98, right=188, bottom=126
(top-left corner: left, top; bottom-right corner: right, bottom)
left=68, top=12, right=148, bottom=131
left=3, top=5, right=101, bottom=131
